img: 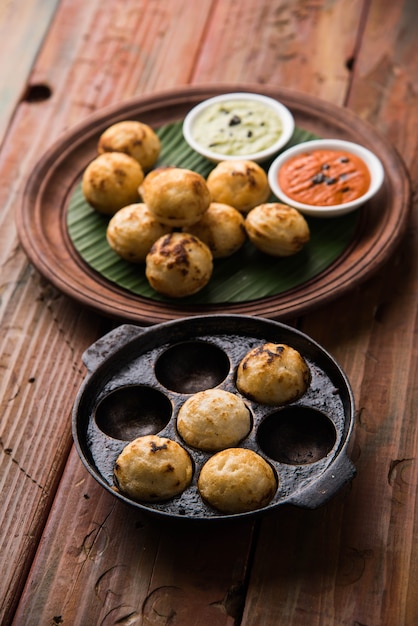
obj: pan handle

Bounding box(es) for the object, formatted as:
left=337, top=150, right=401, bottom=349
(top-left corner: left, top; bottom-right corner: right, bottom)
left=82, top=324, right=146, bottom=373
left=286, top=453, right=356, bottom=509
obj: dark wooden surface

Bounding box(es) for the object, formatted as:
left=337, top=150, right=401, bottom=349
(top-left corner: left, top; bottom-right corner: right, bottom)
left=1, top=1, right=418, bottom=624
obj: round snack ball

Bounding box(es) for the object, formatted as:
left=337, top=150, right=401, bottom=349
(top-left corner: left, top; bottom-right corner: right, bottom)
left=98, top=120, right=161, bottom=171
left=114, top=435, right=193, bottom=502
left=184, top=202, right=246, bottom=258
left=106, top=203, right=172, bottom=263
left=206, top=160, right=270, bottom=214
left=82, top=152, right=144, bottom=215
left=177, top=389, right=251, bottom=452
left=140, top=167, right=211, bottom=227
left=236, top=342, right=311, bottom=405
left=145, top=232, right=213, bottom=298
left=198, top=448, right=277, bottom=514
left=245, top=202, right=310, bottom=256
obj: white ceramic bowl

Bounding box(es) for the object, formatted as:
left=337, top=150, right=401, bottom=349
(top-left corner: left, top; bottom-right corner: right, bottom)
left=268, top=139, right=385, bottom=217
left=182, top=92, right=295, bottom=163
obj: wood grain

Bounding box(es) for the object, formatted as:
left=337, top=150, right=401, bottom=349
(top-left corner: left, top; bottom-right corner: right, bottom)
left=241, top=0, right=418, bottom=624
left=0, top=1, right=229, bottom=623
left=0, top=0, right=60, bottom=142
left=13, top=448, right=254, bottom=625
left=193, top=0, right=366, bottom=105
left=2, top=0, right=418, bottom=625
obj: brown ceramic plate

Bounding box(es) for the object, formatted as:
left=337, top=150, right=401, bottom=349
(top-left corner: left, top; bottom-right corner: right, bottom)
left=17, top=85, right=411, bottom=324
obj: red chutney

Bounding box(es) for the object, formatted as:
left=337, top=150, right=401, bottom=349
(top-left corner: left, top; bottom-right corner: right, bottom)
left=278, top=149, right=371, bottom=206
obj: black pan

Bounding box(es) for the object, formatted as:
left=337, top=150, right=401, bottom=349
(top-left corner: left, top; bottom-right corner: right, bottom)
left=72, top=314, right=356, bottom=521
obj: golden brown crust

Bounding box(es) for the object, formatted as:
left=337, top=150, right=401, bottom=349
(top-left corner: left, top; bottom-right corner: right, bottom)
left=145, top=232, right=213, bottom=297
left=236, top=342, right=311, bottom=405
left=206, top=160, right=270, bottom=214
left=140, top=167, right=211, bottom=227
left=184, top=202, right=247, bottom=258
left=98, top=120, right=161, bottom=171
left=106, top=203, right=171, bottom=263
left=245, top=202, right=310, bottom=256
left=114, top=435, right=193, bottom=502
left=198, top=448, right=277, bottom=513
left=81, top=152, right=144, bottom=215
left=177, top=389, right=251, bottom=451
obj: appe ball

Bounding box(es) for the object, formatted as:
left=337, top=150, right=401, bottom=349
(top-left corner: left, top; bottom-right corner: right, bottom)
left=114, top=435, right=193, bottom=502
left=198, top=448, right=277, bottom=514
left=106, top=203, right=171, bottom=263
left=82, top=152, right=144, bottom=215
left=236, top=342, right=311, bottom=405
left=206, top=159, right=270, bottom=214
left=98, top=120, right=161, bottom=171
left=245, top=202, right=310, bottom=256
left=184, top=202, right=246, bottom=258
left=145, top=232, right=213, bottom=298
left=140, top=167, right=211, bottom=227
left=177, top=389, right=251, bottom=452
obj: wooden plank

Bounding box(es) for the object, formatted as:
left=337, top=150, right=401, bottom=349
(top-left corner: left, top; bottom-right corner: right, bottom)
left=241, top=241, right=418, bottom=626
left=0, top=283, right=110, bottom=624
left=192, top=0, right=365, bottom=105
left=7, top=1, right=370, bottom=625
left=27, top=0, right=217, bottom=132
left=241, top=0, right=418, bottom=624
left=0, top=1, right=219, bottom=623
left=13, top=448, right=254, bottom=625
left=3, top=0, right=417, bottom=625
left=0, top=0, right=60, bottom=143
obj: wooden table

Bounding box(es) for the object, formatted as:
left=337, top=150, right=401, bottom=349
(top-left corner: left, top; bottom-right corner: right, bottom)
left=1, top=1, right=418, bottom=624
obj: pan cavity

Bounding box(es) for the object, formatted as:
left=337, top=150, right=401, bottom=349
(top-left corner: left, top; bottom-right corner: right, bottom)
left=155, top=340, right=230, bottom=394
left=257, top=406, right=337, bottom=465
left=94, top=385, right=172, bottom=440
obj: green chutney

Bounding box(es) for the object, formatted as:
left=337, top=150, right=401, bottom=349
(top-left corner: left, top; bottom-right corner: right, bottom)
left=192, top=99, right=283, bottom=156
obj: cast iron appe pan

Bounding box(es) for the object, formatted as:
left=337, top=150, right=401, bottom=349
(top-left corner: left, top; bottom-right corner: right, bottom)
left=72, top=314, right=356, bottom=522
